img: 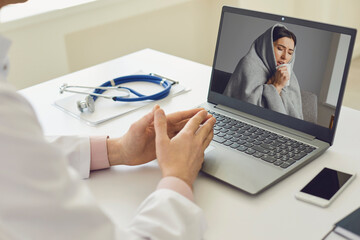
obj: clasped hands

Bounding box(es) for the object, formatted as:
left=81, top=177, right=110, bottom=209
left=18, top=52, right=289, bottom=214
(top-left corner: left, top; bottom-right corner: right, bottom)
left=106, top=105, right=216, bottom=188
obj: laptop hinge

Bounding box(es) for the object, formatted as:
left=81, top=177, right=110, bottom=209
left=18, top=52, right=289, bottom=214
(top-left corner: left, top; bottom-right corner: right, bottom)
left=214, top=104, right=316, bottom=141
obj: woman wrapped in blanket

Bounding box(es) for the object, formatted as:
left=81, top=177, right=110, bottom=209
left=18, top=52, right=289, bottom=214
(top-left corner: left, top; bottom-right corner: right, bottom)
left=224, top=24, right=303, bottom=120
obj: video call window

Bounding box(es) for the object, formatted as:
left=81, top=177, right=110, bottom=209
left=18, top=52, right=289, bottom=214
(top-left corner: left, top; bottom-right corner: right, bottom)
left=211, top=12, right=351, bottom=129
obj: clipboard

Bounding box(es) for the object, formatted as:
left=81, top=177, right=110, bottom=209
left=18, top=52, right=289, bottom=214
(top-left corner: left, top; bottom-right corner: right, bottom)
left=54, top=73, right=190, bottom=126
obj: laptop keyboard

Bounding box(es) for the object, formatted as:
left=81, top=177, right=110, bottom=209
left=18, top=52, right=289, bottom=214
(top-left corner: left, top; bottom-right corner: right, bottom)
left=207, top=110, right=316, bottom=169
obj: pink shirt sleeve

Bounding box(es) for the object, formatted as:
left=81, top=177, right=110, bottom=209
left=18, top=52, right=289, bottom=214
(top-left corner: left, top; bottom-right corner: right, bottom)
left=90, top=136, right=110, bottom=170
left=157, top=176, right=194, bottom=202
left=90, top=136, right=194, bottom=201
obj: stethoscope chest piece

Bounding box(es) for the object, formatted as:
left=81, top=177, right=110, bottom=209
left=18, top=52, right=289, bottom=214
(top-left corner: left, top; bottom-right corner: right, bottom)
left=77, top=95, right=95, bottom=113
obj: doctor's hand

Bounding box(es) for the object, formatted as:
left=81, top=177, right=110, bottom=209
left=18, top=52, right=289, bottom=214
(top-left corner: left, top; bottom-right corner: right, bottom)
left=154, top=108, right=216, bottom=189
left=106, top=105, right=209, bottom=166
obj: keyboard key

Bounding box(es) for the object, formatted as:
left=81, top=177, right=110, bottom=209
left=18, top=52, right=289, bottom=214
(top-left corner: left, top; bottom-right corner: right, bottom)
left=244, top=143, right=253, bottom=148
left=286, top=159, right=296, bottom=166
left=237, top=145, right=247, bottom=152
left=261, top=155, right=276, bottom=163
left=224, top=135, right=232, bottom=140
left=305, top=147, right=315, bottom=153
left=213, top=135, right=226, bottom=143
left=269, top=134, right=278, bottom=140
left=223, top=140, right=233, bottom=146
left=280, top=162, right=291, bottom=169
left=227, top=130, right=236, bottom=135
left=264, top=139, right=273, bottom=144
left=261, top=143, right=275, bottom=150
left=251, top=145, right=269, bottom=154
left=233, top=133, right=242, bottom=138
left=262, top=132, right=271, bottom=138
left=299, top=145, right=306, bottom=151
left=293, top=149, right=300, bottom=154
left=236, top=129, right=245, bottom=134
left=293, top=152, right=307, bottom=160
left=268, top=151, right=275, bottom=156
left=257, top=136, right=266, bottom=141
left=244, top=131, right=252, bottom=136
left=214, top=125, right=221, bottom=130
left=253, top=140, right=262, bottom=145
left=280, top=144, right=287, bottom=149
left=249, top=134, right=258, bottom=139
left=216, top=117, right=224, bottom=121
left=253, top=152, right=264, bottom=158
left=287, top=152, right=295, bottom=158
left=230, top=126, right=238, bottom=131
left=248, top=127, right=258, bottom=133
left=274, top=160, right=283, bottom=166
left=280, top=150, right=287, bottom=155
left=229, top=120, right=237, bottom=126
left=230, top=143, right=240, bottom=149
left=217, top=122, right=225, bottom=127
left=272, top=141, right=281, bottom=147
left=240, top=135, right=248, bottom=140
left=245, top=148, right=256, bottom=155
left=223, top=118, right=231, bottom=123
left=219, top=128, right=229, bottom=133
left=242, top=125, right=251, bottom=130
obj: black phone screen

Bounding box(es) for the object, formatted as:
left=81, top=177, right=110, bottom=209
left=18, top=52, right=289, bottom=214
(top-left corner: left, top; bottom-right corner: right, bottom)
left=300, top=167, right=353, bottom=200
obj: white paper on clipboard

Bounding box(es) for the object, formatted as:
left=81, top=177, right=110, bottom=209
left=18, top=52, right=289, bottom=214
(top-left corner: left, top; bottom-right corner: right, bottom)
left=54, top=73, right=190, bottom=126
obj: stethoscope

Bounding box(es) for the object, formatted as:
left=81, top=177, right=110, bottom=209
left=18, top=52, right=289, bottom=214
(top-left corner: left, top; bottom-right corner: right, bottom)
left=59, top=73, right=178, bottom=113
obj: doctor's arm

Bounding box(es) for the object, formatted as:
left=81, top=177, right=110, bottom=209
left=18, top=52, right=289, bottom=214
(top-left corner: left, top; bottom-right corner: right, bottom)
left=1, top=84, right=215, bottom=239
left=47, top=106, right=213, bottom=180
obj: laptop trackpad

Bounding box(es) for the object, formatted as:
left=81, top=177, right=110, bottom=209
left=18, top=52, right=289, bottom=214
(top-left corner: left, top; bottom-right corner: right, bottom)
left=202, top=144, right=281, bottom=194
left=205, top=145, right=216, bottom=154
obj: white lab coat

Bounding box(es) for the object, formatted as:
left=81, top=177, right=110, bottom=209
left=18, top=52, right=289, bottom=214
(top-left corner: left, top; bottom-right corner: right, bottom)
left=0, top=37, right=205, bottom=240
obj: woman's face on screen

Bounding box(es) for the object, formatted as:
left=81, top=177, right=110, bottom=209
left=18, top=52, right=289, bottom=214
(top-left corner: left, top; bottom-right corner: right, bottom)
left=273, top=37, right=295, bottom=66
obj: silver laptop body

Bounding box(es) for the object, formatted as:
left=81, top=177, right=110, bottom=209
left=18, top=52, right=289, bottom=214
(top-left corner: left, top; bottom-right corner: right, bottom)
left=201, top=6, right=356, bottom=194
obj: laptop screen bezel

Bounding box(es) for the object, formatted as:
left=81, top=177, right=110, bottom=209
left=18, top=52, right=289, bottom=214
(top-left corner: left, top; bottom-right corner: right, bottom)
left=207, top=6, right=357, bottom=145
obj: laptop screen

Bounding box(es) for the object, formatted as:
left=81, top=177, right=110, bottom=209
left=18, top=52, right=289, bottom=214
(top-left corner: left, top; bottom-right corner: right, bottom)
left=208, top=7, right=356, bottom=144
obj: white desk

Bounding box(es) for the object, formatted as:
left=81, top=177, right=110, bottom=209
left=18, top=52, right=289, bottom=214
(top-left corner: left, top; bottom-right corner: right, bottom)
left=20, top=49, right=360, bottom=240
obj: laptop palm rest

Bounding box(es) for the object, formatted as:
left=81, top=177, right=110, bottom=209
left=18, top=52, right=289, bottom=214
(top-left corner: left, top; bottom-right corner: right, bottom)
left=203, top=144, right=283, bottom=195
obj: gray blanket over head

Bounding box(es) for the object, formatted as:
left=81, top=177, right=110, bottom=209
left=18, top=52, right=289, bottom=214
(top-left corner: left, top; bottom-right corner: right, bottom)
left=223, top=24, right=303, bottom=120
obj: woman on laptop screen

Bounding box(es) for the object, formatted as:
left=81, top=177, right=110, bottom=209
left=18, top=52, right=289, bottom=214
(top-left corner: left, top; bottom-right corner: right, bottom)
left=224, top=24, right=303, bottom=120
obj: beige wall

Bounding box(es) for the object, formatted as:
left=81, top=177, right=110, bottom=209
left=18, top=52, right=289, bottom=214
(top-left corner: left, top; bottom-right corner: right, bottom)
left=1, top=0, right=359, bottom=89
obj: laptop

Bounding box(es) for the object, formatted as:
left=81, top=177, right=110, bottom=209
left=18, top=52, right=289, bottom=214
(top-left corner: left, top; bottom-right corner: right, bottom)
left=200, top=6, right=357, bottom=194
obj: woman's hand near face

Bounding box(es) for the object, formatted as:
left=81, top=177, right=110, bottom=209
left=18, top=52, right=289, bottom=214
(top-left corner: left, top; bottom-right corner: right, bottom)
left=267, top=66, right=289, bottom=94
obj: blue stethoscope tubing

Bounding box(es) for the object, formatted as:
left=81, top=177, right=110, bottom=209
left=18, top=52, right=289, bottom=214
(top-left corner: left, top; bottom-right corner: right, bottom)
left=92, top=74, right=172, bottom=102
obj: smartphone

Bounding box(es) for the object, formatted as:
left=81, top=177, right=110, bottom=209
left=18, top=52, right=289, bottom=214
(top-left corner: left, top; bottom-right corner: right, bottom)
left=295, top=167, right=356, bottom=207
